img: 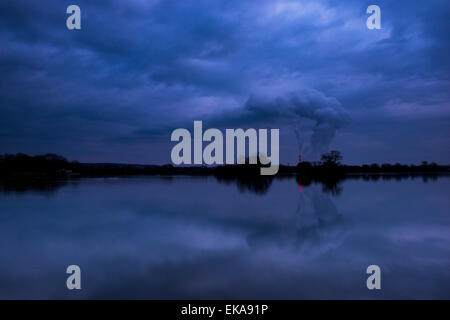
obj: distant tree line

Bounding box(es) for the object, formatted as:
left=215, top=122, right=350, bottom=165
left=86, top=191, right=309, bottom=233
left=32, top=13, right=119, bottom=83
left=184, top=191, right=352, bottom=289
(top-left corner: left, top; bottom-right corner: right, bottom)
left=0, top=152, right=448, bottom=179
left=0, top=153, right=214, bottom=178
left=297, top=150, right=447, bottom=174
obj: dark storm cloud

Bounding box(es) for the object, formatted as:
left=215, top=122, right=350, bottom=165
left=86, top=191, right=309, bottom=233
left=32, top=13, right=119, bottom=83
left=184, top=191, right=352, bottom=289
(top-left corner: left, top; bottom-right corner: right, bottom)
left=0, top=0, right=449, bottom=163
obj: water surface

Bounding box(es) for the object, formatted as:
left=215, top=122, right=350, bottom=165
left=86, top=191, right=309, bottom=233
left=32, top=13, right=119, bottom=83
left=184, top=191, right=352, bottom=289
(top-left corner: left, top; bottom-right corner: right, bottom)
left=0, top=175, right=449, bottom=299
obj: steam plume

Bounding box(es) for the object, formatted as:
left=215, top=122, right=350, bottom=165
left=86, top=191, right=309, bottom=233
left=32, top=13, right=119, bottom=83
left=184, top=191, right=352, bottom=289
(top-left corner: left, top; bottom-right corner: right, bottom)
left=243, top=89, right=350, bottom=160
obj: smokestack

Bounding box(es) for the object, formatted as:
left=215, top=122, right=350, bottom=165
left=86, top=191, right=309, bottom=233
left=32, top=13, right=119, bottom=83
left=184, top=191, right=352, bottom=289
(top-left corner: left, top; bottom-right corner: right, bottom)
left=298, top=154, right=302, bottom=164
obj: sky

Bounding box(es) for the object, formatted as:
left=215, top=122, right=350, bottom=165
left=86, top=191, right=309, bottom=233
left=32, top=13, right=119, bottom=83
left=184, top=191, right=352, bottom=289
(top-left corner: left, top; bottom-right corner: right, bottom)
left=0, top=0, right=449, bottom=165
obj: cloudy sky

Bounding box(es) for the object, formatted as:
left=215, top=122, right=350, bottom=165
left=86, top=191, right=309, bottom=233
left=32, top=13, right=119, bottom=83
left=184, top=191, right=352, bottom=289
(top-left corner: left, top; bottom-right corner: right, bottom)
left=0, top=0, right=449, bottom=164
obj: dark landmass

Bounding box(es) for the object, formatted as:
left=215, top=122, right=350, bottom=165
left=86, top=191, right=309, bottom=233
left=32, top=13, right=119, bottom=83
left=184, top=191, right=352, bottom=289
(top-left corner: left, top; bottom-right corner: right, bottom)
left=1, top=152, right=448, bottom=195
left=1, top=152, right=448, bottom=179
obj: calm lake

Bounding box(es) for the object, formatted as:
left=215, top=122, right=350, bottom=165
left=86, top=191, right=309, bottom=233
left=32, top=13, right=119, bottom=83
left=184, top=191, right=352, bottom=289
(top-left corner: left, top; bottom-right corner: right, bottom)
left=0, top=175, right=449, bottom=299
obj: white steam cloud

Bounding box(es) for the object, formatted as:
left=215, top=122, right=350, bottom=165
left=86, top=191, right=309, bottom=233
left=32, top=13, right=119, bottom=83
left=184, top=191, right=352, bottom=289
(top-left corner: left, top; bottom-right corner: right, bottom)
left=243, top=89, right=350, bottom=160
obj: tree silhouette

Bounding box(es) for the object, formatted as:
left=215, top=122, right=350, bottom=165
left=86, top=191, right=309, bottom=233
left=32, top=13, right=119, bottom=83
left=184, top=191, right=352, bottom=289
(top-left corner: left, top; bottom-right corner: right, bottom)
left=321, top=150, right=342, bottom=166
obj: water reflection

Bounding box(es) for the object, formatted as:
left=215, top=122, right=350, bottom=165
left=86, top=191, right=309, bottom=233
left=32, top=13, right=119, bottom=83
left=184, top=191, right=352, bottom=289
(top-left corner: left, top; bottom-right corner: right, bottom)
left=0, top=173, right=444, bottom=196
left=0, top=175, right=449, bottom=299
left=0, top=179, right=73, bottom=195
left=296, top=183, right=341, bottom=232
left=245, top=181, right=345, bottom=256
left=215, top=175, right=273, bottom=195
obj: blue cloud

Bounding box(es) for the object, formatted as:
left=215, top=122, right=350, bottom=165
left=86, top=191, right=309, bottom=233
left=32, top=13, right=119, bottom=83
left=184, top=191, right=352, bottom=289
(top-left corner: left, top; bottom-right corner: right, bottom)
left=0, top=0, right=448, bottom=164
